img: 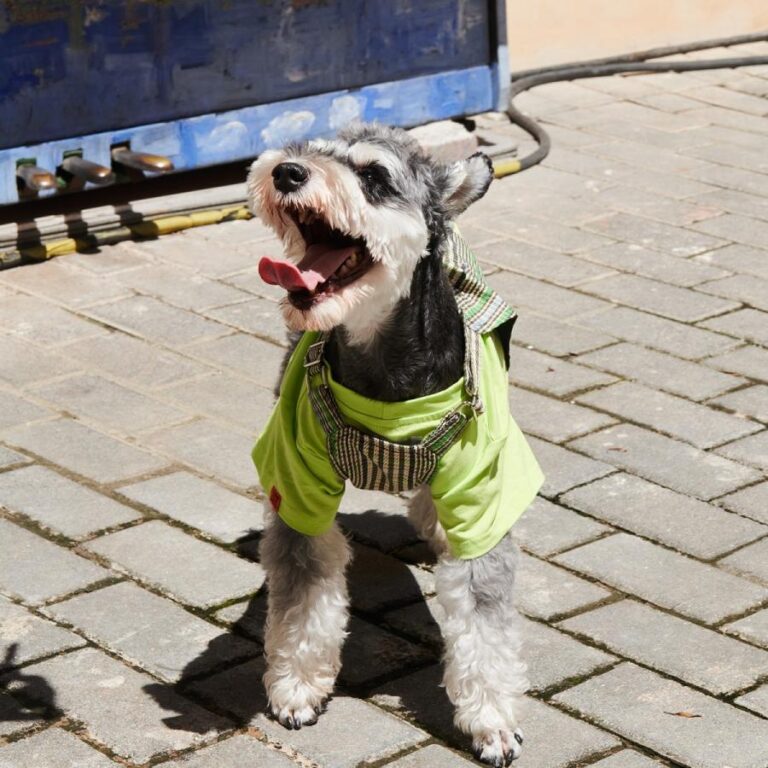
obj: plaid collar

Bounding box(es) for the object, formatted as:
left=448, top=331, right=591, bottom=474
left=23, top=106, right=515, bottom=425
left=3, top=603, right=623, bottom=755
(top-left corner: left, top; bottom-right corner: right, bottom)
left=444, top=224, right=516, bottom=335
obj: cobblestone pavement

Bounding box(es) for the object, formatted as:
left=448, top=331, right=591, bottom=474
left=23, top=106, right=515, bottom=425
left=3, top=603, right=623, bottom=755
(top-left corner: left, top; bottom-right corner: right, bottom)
left=2, top=48, right=768, bottom=768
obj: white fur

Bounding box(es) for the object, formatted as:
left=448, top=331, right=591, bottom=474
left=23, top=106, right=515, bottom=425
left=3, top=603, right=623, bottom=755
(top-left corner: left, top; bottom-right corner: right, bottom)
left=247, top=147, right=429, bottom=346
left=437, top=552, right=528, bottom=763
left=260, top=505, right=351, bottom=727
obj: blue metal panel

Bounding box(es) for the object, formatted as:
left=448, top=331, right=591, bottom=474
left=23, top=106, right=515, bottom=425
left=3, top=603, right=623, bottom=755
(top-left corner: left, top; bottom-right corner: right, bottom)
left=0, top=0, right=491, bottom=151
left=0, top=65, right=496, bottom=204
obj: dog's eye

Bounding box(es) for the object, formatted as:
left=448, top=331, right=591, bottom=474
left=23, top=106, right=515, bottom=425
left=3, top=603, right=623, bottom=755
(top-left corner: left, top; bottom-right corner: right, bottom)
left=356, top=163, right=395, bottom=201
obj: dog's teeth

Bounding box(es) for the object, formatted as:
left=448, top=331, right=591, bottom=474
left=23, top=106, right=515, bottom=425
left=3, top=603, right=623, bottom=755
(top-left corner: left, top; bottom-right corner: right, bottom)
left=347, top=252, right=360, bottom=267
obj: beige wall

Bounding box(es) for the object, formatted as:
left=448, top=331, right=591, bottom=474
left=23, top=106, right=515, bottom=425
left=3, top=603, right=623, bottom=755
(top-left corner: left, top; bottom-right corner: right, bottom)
left=506, top=1, right=768, bottom=71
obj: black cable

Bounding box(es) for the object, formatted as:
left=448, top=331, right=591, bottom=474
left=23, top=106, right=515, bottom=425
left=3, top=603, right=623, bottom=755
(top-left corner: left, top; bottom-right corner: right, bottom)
left=499, top=36, right=768, bottom=176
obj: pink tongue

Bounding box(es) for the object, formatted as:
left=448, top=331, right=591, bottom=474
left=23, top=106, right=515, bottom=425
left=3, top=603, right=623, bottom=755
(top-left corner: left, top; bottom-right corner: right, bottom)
left=258, top=244, right=359, bottom=293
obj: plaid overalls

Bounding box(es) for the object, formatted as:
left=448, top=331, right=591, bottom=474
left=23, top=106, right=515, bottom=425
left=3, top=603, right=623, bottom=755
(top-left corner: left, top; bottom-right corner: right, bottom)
left=302, top=226, right=516, bottom=494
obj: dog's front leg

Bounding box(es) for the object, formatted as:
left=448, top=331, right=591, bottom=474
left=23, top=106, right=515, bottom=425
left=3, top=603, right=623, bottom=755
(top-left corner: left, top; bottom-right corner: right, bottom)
left=260, top=509, right=351, bottom=728
left=437, top=534, right=527, bottom=766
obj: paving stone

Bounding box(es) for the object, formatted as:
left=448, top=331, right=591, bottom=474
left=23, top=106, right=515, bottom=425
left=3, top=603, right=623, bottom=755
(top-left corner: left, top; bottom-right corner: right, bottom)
left=725, top=608, right=768, bottom=649
left=578, top=241, right=728, bottom=287
left=589, top=751, right=665, bottom=768
left=220, top=266, right=286, bottom=302
left=478, top=239, right=613, bottom=286
left=385, top=744, right=477, bottom=768
left=0, top=259, right=129, bottom=309
left=2, top=648, right=227, bottom=763
left=47, top=581, right=257, bottom=683
left=146, top=418, right=256, bottom=488
left=720, top=539, right=768, bottom=585
left=583, top=138, right=710, bottom=176
left=87, top=295, right=228, bottom=346
left=688, top=160, right=768, bottom=198
left=583, top=212, right=726, bottom=257
left=256, top=698, right=426, bottom=768
left=0, top=691, right=44, bottom=737
left=160, top=734, right=295, bottom=768
left=705, top=344, right=768, bottom=383
left=485, top=211, right=610, bottom=253
left=64, top=331, right=211, bottom=390
left=553, top=663, right=768, bottom=768
left=715, top=430, right=768, bottom=472
left=577, top=342, right=745, bottom=400
left=67, top=241, right=150, bottom=274
left=698, top=274, right=768, bottom=312
left=701, top=308, right=768, bottom=346
left=349, top=544, right=434, bottom=613
left=0, top=728, right=119, bottom=767
left=512, top=314, right=616, bottom=357
left=508, top=346, right=617, bottom=397
left=488, top=272, right=610, bottom=320
left=339, top=616, right=434, bottom=687
left=3, top=418, right=168, bottom=484
left=0, top=390, right=52, bottom=431
left=523, top=617, right=615, bottom=692
left=114, top=265, right=250, bottom=311
left=560, top=599, right=768, bottom=695
left=129, top=232, right=261, bottom=277
left=0, top=444, right=29, bottom=469
left=516, top=552, right=611, bottom=621
left=512, top=497, right=610, bottom=557
left=85, top=521, right=264, bottom=609
left=579, top=306, right=738, bottom=360
left=685, top=84, right=768, bottom=115
left=32, top=374, right=187, bottom=435
left=194, top=663, right=427, bottom=768
left=509, top=387, right=615, bottom=443
left=712, top=385, right=768, bottom=424
left=0, top=337, right=80, bottom=387
left=0, top=294, right=105, bottom=347
left=0, top=595, right=84, bottom=669
left=696, top=242, right=768, bottom=279
left=118, top=471, right=263, bottom=543
left=203, top=297, right=286, bottom=345
left=718, top=481, right=768, bottom=524
left=694, top=190, right=768, bottom=224
left=162, top=372, right=273, bottom=433
left=577, top=381, right=760, bottom=448
left=372, top=669, right=619, bottom=768
left=736, top=684, right=768, bottom=719
left=337, top=485, right=417, bottom=552
left=383, top=597, right=445, bottom=648
left=526, top=436, right=615, bottom=498
left=581, top=273, right=739, bottom=323
left=607, top=166, right=718, bottom=200
left=0, top=518, right=109, bottom=605
left=0, top=466, right=140, bottom=539
left=569, top=424, right=761, bottom=500
left=186, top=333, right=286, bottom=390
left=561, top=473, right=765, bottom=559
left=555, top=533, right=767, bottom=623
left=695, top=212, right=768, bottom=251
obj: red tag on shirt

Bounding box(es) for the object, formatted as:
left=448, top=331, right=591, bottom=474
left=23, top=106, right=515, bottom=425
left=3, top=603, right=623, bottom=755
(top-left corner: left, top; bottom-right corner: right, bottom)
left=269, top=485, right=282, bottom=511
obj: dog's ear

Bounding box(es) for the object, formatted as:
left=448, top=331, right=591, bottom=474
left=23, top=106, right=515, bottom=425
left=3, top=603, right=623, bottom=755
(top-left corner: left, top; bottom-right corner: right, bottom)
left=441, top=152, right=494, bottom=218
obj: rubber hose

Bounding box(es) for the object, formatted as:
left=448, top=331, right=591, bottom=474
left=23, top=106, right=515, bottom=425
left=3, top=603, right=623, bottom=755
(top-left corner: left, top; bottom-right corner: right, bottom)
left=497, top=39, right=768, bottom=177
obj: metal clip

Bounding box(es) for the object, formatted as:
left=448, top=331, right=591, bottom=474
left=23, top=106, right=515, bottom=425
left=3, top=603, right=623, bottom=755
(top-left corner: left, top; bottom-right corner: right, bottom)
left=16, top=165, right=56, bottom=192
left=111, top=148, right=174, bottom=173
left=61, top=156, right=115, bottom=186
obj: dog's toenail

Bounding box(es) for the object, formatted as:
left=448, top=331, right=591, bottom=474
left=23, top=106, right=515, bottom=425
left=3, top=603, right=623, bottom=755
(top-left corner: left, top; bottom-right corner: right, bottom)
left=514, top=732, right=523, bottom=745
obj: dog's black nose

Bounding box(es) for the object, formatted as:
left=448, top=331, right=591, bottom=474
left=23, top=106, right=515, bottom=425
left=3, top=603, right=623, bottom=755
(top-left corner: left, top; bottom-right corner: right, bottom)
left=272, top=162, right=309, bottom=194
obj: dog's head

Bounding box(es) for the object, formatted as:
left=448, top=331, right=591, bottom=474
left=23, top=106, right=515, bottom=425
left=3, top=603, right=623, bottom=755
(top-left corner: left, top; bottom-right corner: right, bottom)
left=247, top=123, right=493, bottom=343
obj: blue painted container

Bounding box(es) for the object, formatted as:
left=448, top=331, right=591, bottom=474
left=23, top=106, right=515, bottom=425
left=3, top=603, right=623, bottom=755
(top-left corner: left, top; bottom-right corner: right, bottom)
left=0, top=1, right=508, bottom=205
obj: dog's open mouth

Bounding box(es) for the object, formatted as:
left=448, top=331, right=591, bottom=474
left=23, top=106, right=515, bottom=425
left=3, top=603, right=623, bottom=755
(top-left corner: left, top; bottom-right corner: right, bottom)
left=258, top=207, right=374, bottom=310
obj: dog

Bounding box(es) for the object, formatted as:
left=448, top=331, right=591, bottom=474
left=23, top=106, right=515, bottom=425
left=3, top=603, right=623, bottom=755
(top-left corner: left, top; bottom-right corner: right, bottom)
left=246, top=123, right=543, bottom=766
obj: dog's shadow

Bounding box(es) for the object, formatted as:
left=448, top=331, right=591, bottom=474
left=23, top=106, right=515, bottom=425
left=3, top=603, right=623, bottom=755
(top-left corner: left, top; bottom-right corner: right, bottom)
left=143, top=510, right=457, bottom=742
left=0, top=644, right=59, bottom=724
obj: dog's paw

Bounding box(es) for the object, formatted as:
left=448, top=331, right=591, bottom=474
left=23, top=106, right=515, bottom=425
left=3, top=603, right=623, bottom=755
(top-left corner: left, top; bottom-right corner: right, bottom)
left=270, top=696, right=328, bottom=730
left=472, top=727, right=523, bottom=767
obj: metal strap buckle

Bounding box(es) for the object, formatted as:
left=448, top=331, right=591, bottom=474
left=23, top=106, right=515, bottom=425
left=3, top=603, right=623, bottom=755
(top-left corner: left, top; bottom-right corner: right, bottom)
left=304, top=340, right=326, bottom=369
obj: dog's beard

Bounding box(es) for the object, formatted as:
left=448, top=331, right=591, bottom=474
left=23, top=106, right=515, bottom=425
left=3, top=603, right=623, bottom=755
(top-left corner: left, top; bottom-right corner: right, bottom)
left=250, top=155, right=429, bottom=346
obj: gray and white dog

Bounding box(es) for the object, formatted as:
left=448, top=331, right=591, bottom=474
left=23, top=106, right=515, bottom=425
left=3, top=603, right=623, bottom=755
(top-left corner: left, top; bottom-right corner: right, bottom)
left=247, top=124, right=529, bottom=766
